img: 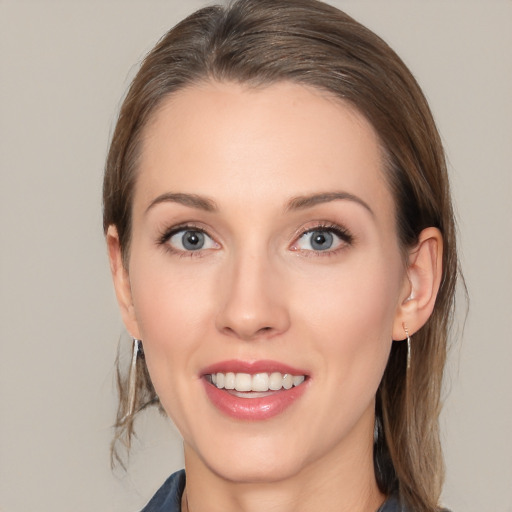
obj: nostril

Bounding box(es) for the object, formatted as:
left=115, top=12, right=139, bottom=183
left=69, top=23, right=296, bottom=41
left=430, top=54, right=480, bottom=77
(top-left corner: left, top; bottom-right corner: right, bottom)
left=221, top=324, right=275, bottom=341
left=256, top=326, right=273, bottom=335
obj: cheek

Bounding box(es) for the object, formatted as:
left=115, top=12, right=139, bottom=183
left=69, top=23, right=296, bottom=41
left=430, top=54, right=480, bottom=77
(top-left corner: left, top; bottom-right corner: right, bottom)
left=292, top=252, right=403, bottom=386
left=294, top=251, right=402, bottom=334
left=127, top=258, right=218, bottom=435
left=127, top=251, right=217, bottom=393
left=130, top=248, right=216, bottom=338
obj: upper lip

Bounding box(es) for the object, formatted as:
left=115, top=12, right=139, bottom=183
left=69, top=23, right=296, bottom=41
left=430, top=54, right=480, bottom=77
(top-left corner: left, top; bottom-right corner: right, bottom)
left=201, top=359, right=309, bottom=377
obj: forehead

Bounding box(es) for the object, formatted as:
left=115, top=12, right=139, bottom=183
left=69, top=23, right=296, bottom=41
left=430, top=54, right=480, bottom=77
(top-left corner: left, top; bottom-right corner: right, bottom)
left=136, top=80, right=393, bottom=218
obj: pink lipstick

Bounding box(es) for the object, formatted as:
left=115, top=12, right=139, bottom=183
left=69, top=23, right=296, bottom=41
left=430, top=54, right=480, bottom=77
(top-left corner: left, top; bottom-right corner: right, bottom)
left=201, top=360, right=309, bottom=421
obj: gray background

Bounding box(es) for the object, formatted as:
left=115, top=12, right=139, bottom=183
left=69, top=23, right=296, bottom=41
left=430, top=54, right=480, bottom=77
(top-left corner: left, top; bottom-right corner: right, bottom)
left=1, top=1, right=511, bottom=511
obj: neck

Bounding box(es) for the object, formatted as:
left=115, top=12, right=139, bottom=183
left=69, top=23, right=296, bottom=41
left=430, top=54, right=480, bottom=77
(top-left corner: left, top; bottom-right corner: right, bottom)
left=182, top=427, right=385, bottom=512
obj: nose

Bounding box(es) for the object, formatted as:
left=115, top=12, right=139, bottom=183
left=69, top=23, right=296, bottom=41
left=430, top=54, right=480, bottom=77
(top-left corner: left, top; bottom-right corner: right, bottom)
left=215, top=249, right=291, bottom=341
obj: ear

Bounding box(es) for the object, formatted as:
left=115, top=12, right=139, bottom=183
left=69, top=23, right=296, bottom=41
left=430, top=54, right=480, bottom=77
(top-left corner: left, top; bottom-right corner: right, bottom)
left=392, top=227, right=443, bottom=340
left=106, top=225, right=141, bottom=339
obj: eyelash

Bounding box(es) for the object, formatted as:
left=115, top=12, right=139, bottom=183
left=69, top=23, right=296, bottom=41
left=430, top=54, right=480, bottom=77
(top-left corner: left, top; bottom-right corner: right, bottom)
left=157, top=223, right=214, bottom=258
left=291, top=222, right=354, bottom=257
left=156, top=222, right=354, bottom=257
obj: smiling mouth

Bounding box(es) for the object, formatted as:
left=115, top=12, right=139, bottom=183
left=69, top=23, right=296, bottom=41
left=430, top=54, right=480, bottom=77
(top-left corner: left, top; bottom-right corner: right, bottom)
left=202, top=365, right=309, bottom=419
left=205, top=372, right=306, bottom=396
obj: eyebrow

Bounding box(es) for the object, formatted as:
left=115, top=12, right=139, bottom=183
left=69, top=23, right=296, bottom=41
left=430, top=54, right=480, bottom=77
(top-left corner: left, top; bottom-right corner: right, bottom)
left=286, top=191, right=374, bottom=216
left=145, top=190, right=373, bottom=216
left=145, top=192, right=218, bottom=214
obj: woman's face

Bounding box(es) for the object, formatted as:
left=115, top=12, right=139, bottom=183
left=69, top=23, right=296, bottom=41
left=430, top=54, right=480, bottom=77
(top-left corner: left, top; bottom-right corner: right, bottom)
left=116, top=81, right=410, bottom=482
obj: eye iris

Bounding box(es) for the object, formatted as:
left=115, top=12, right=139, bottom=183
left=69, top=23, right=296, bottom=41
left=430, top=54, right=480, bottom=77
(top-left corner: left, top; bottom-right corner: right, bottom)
left=182, top=231, right=204, bottom=250
left=310, top=231, right=333, bottom=251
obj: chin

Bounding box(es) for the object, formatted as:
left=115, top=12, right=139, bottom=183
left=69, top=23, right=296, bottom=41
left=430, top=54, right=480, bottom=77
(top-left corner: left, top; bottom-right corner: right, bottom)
left=188, top=429, right=316, bottom=485
left=207, top=453, right=306, bottom=484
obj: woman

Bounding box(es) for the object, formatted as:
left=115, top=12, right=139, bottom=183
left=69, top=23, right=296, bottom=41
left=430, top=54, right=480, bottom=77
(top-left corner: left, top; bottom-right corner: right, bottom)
left=103, top=0, right=458, bottom=511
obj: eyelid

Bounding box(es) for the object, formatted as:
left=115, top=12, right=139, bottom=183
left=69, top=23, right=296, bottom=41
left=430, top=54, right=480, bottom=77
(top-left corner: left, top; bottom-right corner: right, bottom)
left=156, top=221, right=353, bottom=256
left=158, top=222, right=203, bottom=243
left=289, top=222, right=354, bottom=253
left=158, top=223, right=220, bottom=254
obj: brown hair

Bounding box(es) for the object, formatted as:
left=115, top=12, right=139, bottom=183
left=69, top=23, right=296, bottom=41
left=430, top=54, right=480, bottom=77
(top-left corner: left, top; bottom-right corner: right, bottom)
left=103, top=1, right=458, bottom=510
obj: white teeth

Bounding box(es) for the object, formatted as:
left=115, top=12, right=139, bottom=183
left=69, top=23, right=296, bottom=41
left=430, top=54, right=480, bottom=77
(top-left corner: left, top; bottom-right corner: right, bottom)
left=252, top=373, right=270, bottom=392
left=292, top=375, right=305, bottom=387
left=269, top=372, right=283, bottom=390
left=282, top=373, right=293, bottom=390
left=235, top=373, right=252, bottom=392
left=224, top=372, right=235, bottom=390
left=211, top=371, right=306, bottom=392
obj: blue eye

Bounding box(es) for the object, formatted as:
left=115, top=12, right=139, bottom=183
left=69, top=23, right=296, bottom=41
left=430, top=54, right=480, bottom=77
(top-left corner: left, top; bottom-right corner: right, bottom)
left=294, top=227, right=351, bottom=252
left=308, top=231, right=334, bottom=251
left=167, top=229, right=217, bottom=252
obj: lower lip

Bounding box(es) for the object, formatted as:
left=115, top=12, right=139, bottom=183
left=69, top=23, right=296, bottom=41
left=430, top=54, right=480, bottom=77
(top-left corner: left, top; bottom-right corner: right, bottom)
left=202, top=379, right=308, bottom=421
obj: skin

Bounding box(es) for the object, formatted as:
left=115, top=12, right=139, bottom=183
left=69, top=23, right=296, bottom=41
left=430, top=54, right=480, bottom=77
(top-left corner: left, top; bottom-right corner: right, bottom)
left=108, top=81, right=443, bottom=512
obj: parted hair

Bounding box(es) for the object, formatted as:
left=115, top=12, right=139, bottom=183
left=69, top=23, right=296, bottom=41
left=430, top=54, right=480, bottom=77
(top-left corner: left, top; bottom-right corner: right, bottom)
left=103, top=1, right=459, bottom=510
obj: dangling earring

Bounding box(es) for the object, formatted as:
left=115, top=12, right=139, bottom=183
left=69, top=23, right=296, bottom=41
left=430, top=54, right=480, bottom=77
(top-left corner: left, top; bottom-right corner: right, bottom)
left=373, top=414, right=381, bottom=444
left=403, top=324, right=411, bottom=370
left=125, top=338, right=142, bottom=420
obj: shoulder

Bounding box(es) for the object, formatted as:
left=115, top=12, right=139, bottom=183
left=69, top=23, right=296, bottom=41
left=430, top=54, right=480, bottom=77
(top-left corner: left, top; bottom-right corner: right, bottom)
left=377, top=494, right=403, bottom=512
left=377, top=495, right=451, bottom=512
left=140, top=469, right=186, bottom=512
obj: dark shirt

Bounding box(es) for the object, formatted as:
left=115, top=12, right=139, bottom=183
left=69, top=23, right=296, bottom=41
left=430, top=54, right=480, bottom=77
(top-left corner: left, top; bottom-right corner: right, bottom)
left=141, top=470, right=186, bottom=512
left=140, top=470, right=409, bottom=512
